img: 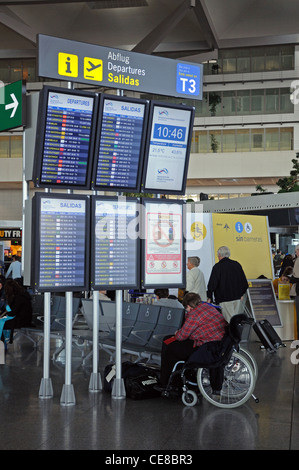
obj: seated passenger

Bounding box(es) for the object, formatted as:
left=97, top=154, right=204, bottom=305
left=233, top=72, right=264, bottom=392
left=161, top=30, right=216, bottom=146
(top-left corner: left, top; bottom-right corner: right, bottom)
left=154, top=289, right=183, bottom=309
left=0, top=275, right=6, bottom=314
left=272, top=266, right=293, bottom=296
left=1, top=280, right=32, bottom=340
left=157, top=292, right=227, bottom=389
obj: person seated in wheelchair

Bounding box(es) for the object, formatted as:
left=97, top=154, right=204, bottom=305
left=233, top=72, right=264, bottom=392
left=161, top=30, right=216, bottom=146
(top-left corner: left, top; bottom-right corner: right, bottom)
left=156, top=292, right=227, bottom=392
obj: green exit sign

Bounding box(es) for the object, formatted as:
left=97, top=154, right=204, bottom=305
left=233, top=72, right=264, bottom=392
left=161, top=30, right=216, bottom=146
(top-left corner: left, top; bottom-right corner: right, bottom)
left=0, top=80, right=26, bottom=132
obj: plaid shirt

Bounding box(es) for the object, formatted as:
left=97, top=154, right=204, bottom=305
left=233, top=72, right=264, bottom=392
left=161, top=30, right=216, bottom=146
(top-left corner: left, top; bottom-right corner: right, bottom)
left=175, top=302, right=227, bottom=347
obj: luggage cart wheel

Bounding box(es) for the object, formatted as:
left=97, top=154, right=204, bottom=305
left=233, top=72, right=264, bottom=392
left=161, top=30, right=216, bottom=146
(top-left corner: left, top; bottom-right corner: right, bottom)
left=182, top=390, right=198, bottom=407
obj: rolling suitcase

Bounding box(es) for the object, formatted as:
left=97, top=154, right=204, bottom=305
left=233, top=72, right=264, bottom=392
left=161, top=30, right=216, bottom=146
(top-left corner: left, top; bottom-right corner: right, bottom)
left=253, top=319, right=285, bottom=352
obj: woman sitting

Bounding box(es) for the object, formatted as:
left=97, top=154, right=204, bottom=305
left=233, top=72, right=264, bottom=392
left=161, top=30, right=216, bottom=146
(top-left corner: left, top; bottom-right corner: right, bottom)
left=1, top=279, right=32, bottom=342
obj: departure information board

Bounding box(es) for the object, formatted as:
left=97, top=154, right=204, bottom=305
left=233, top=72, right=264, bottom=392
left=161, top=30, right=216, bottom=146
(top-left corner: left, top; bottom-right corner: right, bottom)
left=91, top=196, right=139, bottom=290
left=91, top=95, right=148, bottom=192
left=142, top=101, right=194, bottom=195
left=32, top=193, right=90, bottom=292
left=33, top=86, right=97, bottom=189
left=141, top=198, right=185, bottom=288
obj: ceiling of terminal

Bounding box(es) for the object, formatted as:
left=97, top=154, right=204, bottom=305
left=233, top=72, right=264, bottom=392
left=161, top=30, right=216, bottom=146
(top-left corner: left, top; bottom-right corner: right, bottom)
left=1, top=0, right=299, bottom=58
left=0, top=0, right=298, bottom=192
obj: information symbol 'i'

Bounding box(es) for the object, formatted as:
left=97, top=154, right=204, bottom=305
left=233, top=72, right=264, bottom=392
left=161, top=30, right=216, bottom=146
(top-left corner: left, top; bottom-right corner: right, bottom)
left=58, top=52, right=78, bottom=78
left=65, top=57, right=72, bottom=74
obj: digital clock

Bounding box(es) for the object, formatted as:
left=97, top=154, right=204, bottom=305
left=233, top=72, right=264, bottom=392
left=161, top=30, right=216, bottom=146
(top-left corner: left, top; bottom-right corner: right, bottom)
left=142, top=101, right=195, bottom=195
left=153, top=124, right=186, bottom=141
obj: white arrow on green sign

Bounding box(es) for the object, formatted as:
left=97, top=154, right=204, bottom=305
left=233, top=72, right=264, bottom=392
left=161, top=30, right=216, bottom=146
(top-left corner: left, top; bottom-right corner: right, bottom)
left=0, top=80, right=26, bottom=132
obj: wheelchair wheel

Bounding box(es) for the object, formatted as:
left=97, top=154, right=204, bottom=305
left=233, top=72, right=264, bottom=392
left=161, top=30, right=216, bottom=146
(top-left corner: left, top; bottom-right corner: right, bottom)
left=182, top=390, right=198, bottom=407
left=197, top=351, right=255, bottom=408
left=239, top=347, right=258, bottom=381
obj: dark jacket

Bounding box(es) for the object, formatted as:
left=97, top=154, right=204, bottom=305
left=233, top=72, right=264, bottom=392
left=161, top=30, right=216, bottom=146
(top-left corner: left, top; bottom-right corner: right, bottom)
left=207, top=257, right=248, bottom=304
left=5, top=290, right=33, bottom=329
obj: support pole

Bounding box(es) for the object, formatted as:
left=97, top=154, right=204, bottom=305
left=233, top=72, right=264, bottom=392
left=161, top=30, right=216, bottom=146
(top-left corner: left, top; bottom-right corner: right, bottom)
left=60, top=291, right=76, bottom=406
left=89, top=290, right=102, bottom=392
left=39, top=292, right=53, bottom=398
left=112, top=290, right=125, bottom=399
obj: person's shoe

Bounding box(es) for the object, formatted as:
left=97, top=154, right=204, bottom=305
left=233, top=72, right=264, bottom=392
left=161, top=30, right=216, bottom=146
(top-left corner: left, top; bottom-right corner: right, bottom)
left=211, top=390, right=222, bottom=400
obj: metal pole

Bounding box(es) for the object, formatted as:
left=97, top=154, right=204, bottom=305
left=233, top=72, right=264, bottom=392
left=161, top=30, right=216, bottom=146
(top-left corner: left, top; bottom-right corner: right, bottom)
left=60, top=291, right=76, bottom=406
left=112, top=290, right=126, bottom=399
left=89, top=290, right=102, bottom=391
left=39, top=292, right=53, bottom=398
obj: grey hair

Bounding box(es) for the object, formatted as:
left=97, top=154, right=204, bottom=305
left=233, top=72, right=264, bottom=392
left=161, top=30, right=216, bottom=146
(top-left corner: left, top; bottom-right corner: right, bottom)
left=188, top=256, right=200, bottom=267
left=217, top=246, right=231, bottom=258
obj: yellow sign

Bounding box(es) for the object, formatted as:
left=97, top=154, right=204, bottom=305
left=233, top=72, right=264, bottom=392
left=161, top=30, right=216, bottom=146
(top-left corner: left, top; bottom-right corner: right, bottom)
left=58, top=52, right=78, bottom=78
left=84, top=57, right=103, bottom=81
left=278, top=283, right=290, bottom=300
left=190, top=221, right=207, bottom=242
left=212, top=213, right=273, bottom=279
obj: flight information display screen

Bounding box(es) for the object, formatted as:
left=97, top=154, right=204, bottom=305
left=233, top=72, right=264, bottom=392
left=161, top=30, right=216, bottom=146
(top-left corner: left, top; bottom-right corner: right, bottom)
left=91, top=196, right=139, bottom=290
left=142, top=101, right=194, bottom=195
left=91, top=95, right=148, bottom=192
left=33, top=86, right=97, bottom=189
left=141, top=198, right=186, bottom=288
left=32, top=193, right=90, bottom=292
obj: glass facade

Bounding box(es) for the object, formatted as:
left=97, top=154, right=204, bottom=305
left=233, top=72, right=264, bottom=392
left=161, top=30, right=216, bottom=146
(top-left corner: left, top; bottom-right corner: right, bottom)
left=191, top=127, right=293, bottom=153
left=0, top=58, right=39, bottom=83
left=199, top=88, right=293, bottom=118
left=0, top=135, right=22, bottom=158
left=204, top=45, right=295, bottom=75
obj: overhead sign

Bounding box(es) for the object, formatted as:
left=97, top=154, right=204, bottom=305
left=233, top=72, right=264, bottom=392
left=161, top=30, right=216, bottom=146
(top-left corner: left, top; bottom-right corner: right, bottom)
left=37, top=34, right=203, bottom=100
left=0, top=80, right=26, bottom=132
left=0, top=228, right=22, bottom=239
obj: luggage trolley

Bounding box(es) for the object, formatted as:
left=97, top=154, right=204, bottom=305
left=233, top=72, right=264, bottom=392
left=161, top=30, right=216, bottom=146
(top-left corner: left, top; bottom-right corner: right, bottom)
left=162, top=314, right=259, bottom=409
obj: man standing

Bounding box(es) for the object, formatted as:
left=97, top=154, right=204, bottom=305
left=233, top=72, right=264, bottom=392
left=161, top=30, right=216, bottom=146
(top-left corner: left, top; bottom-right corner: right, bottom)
left=290, top=244, right=299, bottom=339
left=5, top=256, right=22, bottom=284
left=186, top=256, right=207, bottom=301
left=207, top=246, right=248, bottom=322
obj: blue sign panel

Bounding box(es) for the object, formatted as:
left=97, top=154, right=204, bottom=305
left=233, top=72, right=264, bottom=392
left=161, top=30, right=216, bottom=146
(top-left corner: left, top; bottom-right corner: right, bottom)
left=176, top=63, right=202, bottom=98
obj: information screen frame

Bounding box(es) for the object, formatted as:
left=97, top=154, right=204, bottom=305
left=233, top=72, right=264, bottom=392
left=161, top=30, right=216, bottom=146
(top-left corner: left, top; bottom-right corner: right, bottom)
left=91, top=94, right=149, bottom=192
left=32, top=85, right=98, bottom=190
left=141, top=198, right=186, bottom=289
left=141, top=101, right=195, bottom=195
left=247, top=279, right=282, bottom=327
left=90, top=195, right=140, bottom=290
left=31, top=192, right=90, bottom=293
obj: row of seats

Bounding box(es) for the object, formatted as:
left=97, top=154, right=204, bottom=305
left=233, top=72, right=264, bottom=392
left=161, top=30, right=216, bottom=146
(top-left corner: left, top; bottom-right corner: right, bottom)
left=17, top=295, right=82, bottom=355
left=15, top=295, right=185, bottom=365
left=81, top=299, right=185, bottom=363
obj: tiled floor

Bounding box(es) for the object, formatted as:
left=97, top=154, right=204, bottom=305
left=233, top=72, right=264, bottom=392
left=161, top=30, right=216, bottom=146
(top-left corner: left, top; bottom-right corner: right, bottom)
left=0, top=334, right=298, bottom=451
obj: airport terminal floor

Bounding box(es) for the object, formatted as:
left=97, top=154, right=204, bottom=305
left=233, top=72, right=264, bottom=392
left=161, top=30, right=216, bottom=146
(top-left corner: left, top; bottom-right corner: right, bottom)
left=1, top=333, right=299, bottom=453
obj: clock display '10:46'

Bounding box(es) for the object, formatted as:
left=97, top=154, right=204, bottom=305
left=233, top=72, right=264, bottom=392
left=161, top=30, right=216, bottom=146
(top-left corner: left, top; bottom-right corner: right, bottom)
left=153, top=124, right=186, bottom=142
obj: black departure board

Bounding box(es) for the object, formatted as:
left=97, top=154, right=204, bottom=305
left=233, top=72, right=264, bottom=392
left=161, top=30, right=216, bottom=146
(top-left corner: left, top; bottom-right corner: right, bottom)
left=32, top=193, right=90, bottom=292
left=91, top=95, right=148, bottom=192
left=33, top=86, right=97, bottom=189
left=90, top=196, right=139, bottom=290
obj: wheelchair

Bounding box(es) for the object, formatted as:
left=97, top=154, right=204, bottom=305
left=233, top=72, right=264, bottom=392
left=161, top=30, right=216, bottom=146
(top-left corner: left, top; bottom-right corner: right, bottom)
left=161, top=313, right=259, bottom=409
